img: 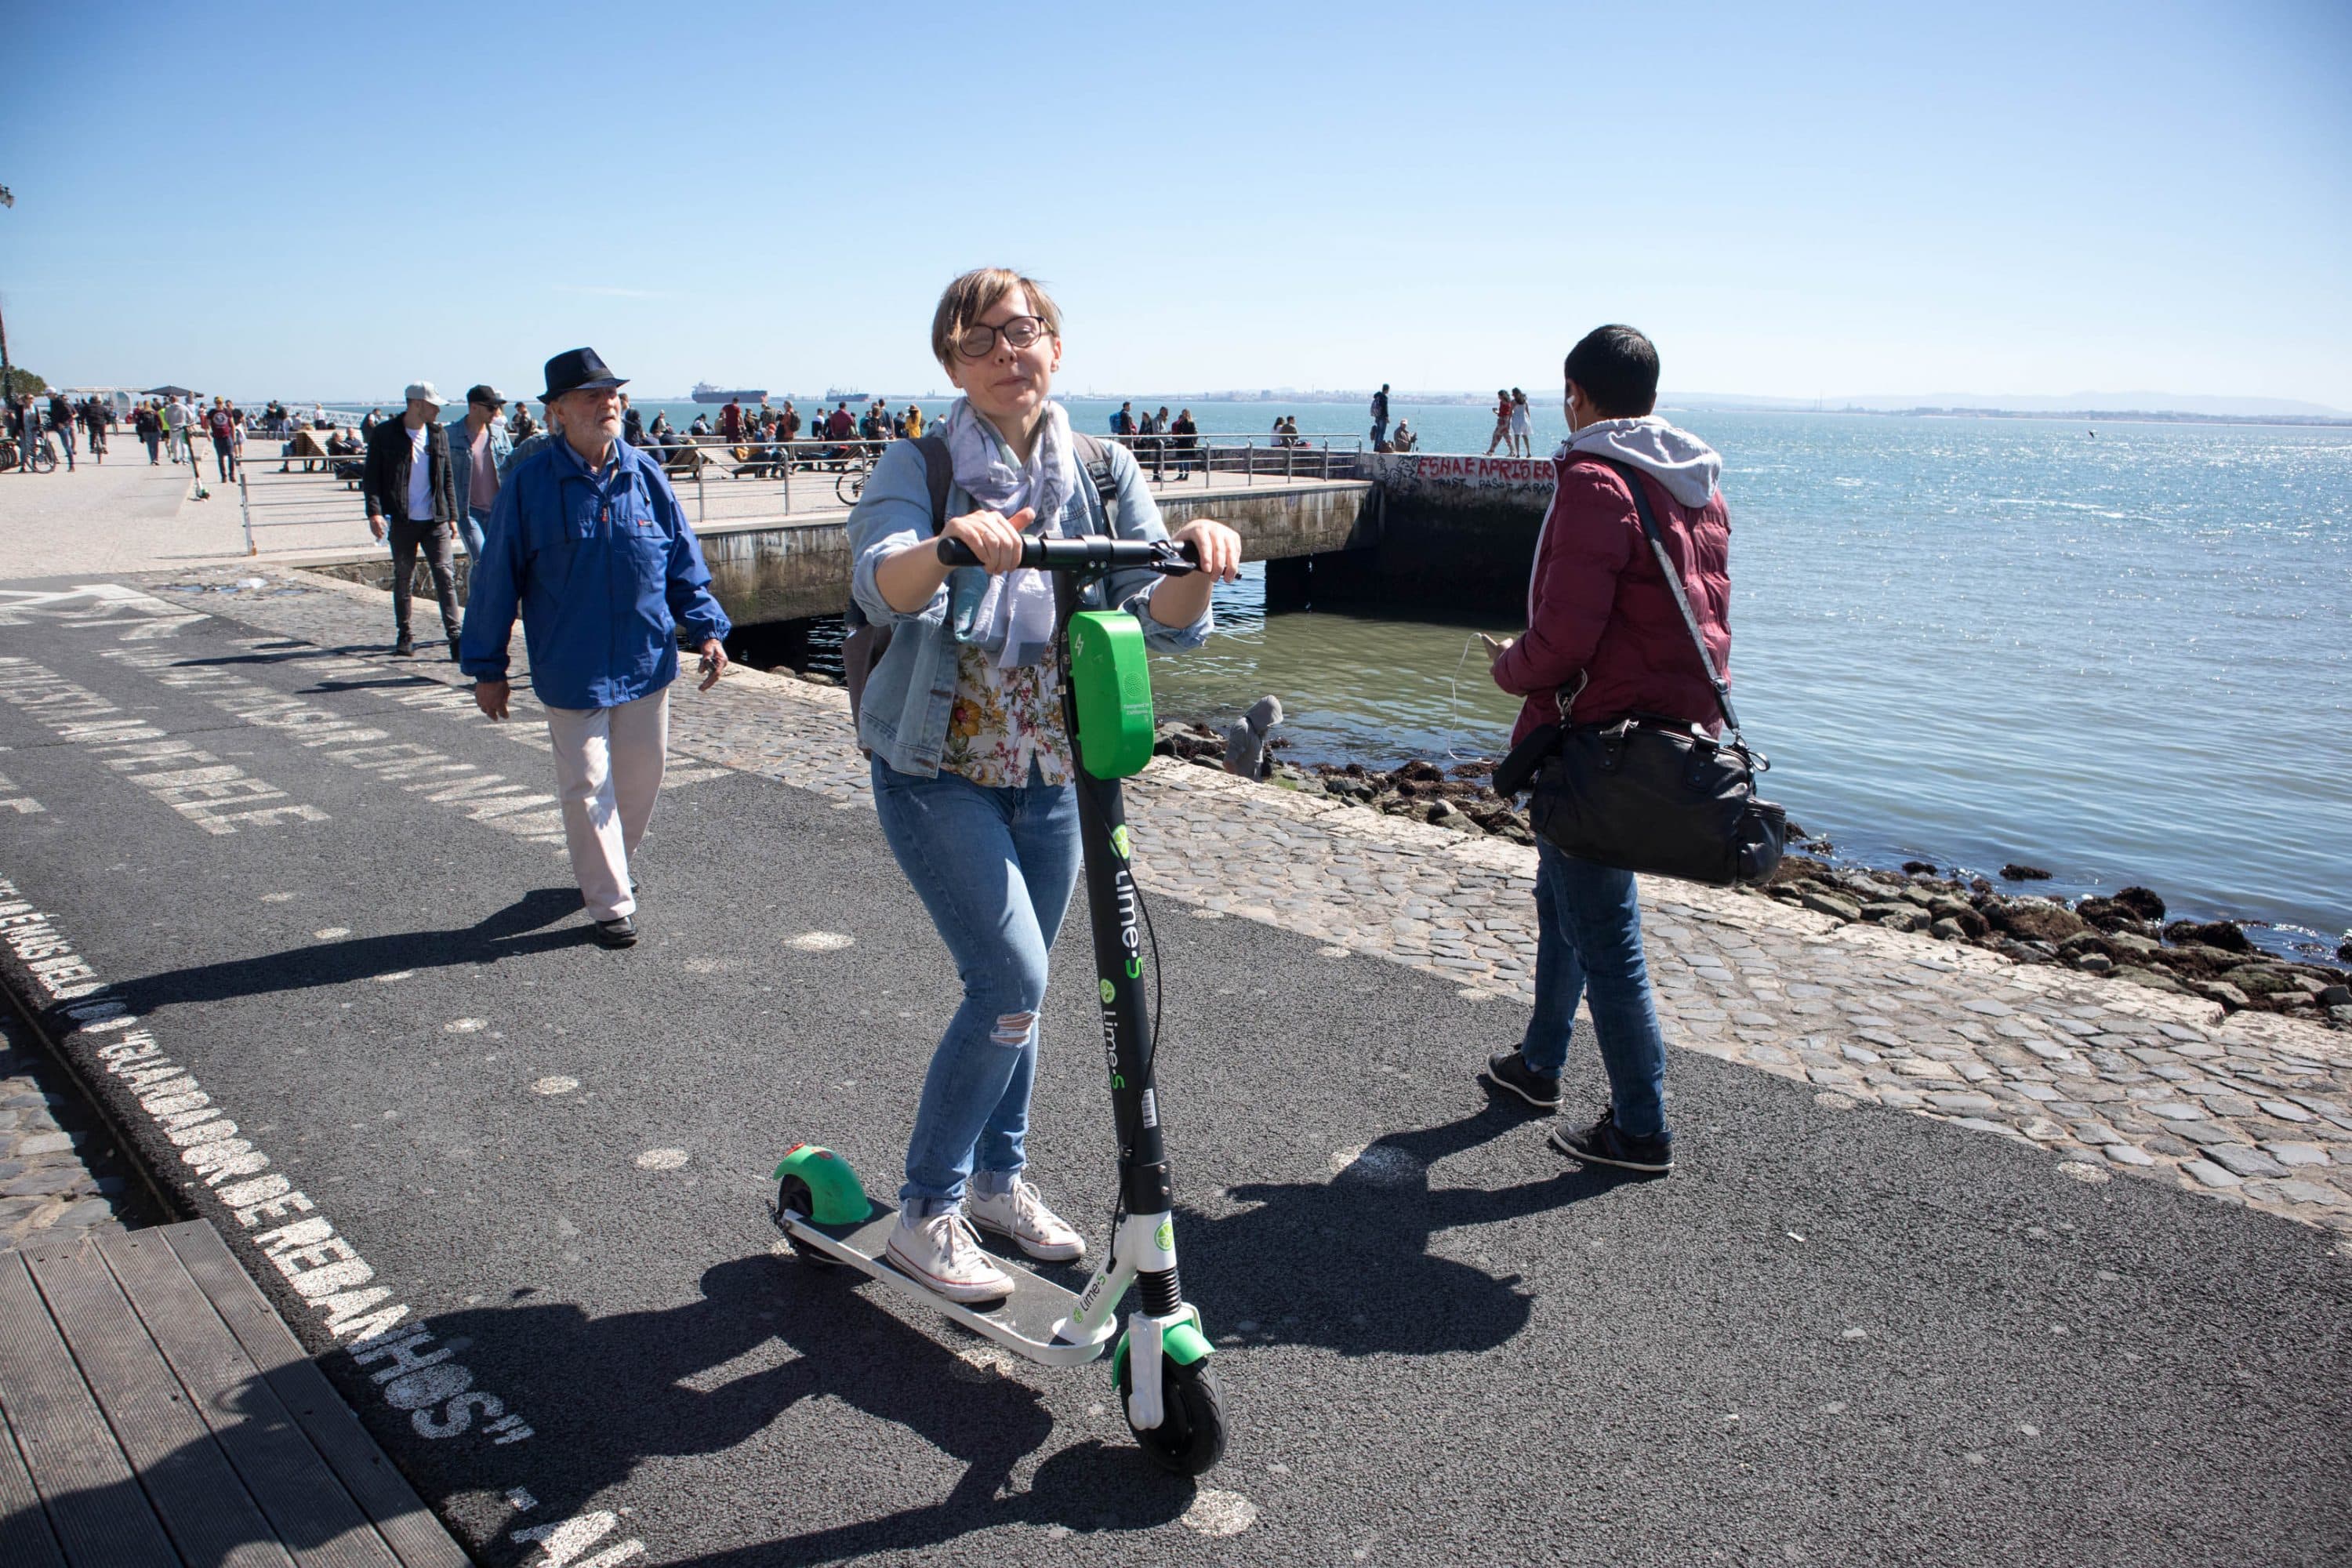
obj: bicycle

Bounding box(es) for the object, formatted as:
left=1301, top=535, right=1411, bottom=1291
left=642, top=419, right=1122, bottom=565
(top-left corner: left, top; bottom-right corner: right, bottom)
left=2, top=432, right=59, bottom=474
left=834, top=449, right=878, bottom=506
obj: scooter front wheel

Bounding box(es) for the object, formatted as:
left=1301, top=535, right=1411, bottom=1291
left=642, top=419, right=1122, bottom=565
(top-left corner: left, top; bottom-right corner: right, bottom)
left=775, top=1177, right=840, bottom=1270
left=1117, top=1354, right=1228, bottom=1475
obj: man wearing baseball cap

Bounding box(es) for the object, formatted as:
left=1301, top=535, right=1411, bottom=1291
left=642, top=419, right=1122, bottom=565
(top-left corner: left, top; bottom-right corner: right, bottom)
left=459, top=347, right=732, bottom=949
left=446, top=383, right=512, bottom=562
left=362, top=380, right=462, bottom=657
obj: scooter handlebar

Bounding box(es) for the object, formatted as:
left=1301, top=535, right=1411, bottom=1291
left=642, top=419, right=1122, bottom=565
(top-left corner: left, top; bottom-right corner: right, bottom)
left=935, top=535, right=1199, bottom=574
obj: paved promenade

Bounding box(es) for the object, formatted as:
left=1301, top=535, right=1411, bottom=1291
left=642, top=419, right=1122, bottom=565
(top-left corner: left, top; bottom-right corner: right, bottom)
left=0, top=564, right=2344, bottom=1564
left=118, top=566, right=2352, bottom=1237
left=0, top=443, right=254, bottom=576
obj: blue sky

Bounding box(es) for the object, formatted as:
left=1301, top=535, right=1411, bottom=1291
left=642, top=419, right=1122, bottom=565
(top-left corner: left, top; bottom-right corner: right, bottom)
left=4, top=0, right=2348, bottom=408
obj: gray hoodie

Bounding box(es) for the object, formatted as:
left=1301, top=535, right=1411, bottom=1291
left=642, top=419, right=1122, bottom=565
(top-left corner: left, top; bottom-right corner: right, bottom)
left=1556, top=415, right=1722, bottom=508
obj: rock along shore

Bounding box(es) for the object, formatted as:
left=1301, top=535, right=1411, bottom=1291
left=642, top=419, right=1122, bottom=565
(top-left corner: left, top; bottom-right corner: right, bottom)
left=1147, top=723, right=2352, bottom=1035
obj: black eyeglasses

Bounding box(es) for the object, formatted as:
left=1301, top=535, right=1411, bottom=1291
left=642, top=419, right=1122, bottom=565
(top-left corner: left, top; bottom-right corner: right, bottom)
left=954, top=315, right=1050, bottom=359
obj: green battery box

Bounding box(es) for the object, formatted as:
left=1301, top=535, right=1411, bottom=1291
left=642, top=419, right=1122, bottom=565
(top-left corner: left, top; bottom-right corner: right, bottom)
left=1067, top=610, right=1156, bottom=779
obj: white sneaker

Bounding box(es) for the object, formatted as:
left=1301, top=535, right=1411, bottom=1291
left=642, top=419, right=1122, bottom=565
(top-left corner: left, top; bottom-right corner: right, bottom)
left=885, top=1209, right=1013, bottom=1303
left=965, top=1174, right=1086, bottom=1263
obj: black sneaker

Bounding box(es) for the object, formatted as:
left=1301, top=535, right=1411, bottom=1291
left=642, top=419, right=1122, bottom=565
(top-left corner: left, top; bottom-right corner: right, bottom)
left=1549, top=1110, right=1673, bottom=1175
left=447, top=634, right=462, bottom=662
left=1481, top=1049, right=1561, bottom=1112
left=393, top=633, right=416, bottom=657
left=594, top=916, right=637, bottom=949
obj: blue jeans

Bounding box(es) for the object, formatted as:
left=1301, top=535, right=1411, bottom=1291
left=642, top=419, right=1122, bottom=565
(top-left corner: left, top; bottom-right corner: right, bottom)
left=1520, top=841, right=1671, bottom=1140
left=870, top=757, right=1081, bottom=1210
left=459, top=506, right=490, bottom=560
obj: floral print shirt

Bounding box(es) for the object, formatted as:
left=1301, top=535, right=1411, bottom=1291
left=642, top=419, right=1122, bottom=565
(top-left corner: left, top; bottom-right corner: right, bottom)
left=939, top=643, right=1074, bottom=787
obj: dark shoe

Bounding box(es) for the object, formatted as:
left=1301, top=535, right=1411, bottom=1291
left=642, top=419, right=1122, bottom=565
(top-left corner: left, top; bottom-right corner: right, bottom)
left=1549, top=1109, right=1673, bottom=1174
left=393, top=633, right=416, bottom=657
left=594, top=916, right=637, bottom=949
left=1481, top=1049, right=1561, bottom=1111
left=447, top=634, right=462, bottom=662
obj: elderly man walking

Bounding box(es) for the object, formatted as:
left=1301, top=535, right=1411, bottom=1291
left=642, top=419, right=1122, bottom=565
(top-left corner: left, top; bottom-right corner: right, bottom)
left=363, top=382, right=463, bottom=658
left=459, top=347, right=732, bottom=949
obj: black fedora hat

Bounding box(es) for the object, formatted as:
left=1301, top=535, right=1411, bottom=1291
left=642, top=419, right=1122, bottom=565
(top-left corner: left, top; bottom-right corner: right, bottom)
left=542, top=347, right=628, bottom=401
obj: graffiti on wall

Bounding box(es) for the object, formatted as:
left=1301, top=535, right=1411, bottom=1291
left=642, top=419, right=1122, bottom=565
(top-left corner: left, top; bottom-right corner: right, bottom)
left=1369, top=454, right=1559, bottom=492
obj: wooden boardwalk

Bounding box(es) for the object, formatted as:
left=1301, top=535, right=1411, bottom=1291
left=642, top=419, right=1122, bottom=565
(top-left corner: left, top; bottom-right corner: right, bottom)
left=0, top=1222, right=468, bottom=1568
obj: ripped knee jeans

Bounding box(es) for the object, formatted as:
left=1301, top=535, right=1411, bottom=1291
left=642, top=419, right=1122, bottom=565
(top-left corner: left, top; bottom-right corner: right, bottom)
left=871, top=757, right=1081, bottom=1210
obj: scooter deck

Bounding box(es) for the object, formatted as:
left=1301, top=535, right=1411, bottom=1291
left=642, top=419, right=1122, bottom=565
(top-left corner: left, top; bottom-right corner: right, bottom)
left=778, top=1201, right=1114, bottom=1368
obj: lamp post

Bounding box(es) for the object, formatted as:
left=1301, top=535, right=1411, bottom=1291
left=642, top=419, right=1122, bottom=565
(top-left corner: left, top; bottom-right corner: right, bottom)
left=0, top=183, right=15, bottom=404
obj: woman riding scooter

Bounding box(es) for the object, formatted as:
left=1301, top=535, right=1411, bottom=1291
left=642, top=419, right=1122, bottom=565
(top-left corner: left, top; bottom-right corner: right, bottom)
left=847, top=267, right=1243, bottom=1303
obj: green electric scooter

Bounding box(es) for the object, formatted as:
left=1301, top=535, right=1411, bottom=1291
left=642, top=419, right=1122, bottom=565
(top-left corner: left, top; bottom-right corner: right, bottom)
left=772, top=533, right=1228, bottom=1475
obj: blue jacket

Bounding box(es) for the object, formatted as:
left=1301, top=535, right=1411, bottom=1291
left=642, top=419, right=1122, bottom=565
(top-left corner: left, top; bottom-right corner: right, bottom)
left=459, top=435, right=731, bottom=710
left=445, top=417, right=513, bottom=515
left=848, top=435, right=1208, bottom=776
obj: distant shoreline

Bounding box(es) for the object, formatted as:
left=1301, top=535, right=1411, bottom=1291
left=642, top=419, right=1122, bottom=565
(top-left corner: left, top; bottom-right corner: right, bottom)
left=281, top=393, right=2352, bottom=430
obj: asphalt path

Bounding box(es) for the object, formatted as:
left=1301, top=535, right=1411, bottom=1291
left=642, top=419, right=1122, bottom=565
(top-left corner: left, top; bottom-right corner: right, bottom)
left=0, top=576, right=2344, bottom=1567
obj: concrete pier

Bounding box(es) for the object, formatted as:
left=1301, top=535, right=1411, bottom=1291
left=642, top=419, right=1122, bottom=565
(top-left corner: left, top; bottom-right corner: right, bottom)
left=307, top=469, right=1379, bottom=625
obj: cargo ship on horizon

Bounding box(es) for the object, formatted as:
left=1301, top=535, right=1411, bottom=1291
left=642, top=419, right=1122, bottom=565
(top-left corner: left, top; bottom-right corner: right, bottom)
left=691, top=381, right=768, bottom=404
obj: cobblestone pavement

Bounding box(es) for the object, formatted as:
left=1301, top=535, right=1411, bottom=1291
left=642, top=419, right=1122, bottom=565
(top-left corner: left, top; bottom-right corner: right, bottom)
left=121, top=566, right=2352, bottom=1241
left=0, top=1004, right=151, bottom=1250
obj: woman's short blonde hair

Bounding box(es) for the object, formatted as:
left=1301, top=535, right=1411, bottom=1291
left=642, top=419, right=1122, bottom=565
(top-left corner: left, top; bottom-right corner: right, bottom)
left=931, top=268, right=1062, bottom=372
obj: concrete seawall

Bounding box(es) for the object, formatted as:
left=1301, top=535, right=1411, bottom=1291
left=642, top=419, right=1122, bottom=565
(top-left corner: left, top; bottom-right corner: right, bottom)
left=1271, top=454, right=1554, bottom=616
left=306, top=454, right=1563, bottom=626
left=311, top=477, right=1381, bottom=625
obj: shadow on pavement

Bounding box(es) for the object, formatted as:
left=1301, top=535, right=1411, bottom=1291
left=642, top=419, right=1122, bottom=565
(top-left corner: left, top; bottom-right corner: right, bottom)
left=418, top=1254, right=1192, bottom=1564
left=118, top=887, right=593, bottom=1010
left=1176, top=1100, right=1617, bottom=1356
left=139, top=641, right=445, bottom=693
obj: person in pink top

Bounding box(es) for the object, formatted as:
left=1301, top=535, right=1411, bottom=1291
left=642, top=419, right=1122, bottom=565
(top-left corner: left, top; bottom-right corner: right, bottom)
left=448, top=385, right=513, bottom=562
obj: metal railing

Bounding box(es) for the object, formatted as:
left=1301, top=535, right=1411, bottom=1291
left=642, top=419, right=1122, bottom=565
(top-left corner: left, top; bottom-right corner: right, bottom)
left=220, top=432, right=1386, bottom=557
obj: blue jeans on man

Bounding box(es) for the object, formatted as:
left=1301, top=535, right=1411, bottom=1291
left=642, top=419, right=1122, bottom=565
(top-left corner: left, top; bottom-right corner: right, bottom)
left=459, top=505, right=490, bottom=560
left=869, top=757, right=1081, bottom=1210
left=1519, top=841, right=1670, bottom=1140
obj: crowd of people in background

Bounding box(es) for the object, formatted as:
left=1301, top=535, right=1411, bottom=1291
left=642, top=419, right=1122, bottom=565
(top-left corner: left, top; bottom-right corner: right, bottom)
left=8, top=382, right=1480, bottom=487
left=1106, top=401, right=1200, bottom=480
left=5, top=390, right=118, bottom=473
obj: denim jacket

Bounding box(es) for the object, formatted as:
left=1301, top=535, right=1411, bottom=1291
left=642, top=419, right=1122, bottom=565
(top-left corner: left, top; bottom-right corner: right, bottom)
left=445, top=418, right=514, bottom=514
left=848, top=435, right=1210, bottom=777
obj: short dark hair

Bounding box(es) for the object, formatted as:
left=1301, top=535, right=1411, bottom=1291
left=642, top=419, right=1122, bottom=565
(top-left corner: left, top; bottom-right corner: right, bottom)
left=1563, top=325, right=1659, bottom=418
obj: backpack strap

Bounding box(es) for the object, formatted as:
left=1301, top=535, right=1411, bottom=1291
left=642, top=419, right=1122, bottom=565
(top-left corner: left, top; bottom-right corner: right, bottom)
left=912, top=433, right=953, bottom=534
left=844, top=434, right=953, bottom=633
left=1067, top=430, right=1120, bottom=530
left=1595, top=457, right=1739, bottom=735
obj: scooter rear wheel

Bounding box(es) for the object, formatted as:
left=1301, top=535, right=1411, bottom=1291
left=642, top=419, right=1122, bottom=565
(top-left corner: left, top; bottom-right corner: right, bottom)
left=1117, top=1354, right=1228, bottom=1475
left=775, top=1177, right=840, bottom=1270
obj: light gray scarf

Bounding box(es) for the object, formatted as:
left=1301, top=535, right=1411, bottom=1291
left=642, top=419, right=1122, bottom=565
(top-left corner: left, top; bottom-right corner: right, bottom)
left=942, top=397, right=1076, bottom=668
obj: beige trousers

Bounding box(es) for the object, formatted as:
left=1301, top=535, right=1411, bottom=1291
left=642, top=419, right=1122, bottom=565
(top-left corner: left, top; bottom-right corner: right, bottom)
left=543, top=686, right=669, bottom=921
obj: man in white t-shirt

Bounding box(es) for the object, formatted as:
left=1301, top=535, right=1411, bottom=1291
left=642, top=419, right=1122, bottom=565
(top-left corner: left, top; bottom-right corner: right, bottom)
left=163, top=395, right=194, bottom=463
left=361, top=381, right=462, bottom=658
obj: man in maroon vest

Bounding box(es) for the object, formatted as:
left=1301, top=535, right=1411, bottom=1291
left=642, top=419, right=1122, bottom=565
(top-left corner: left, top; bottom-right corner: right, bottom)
left=1480, top=325, right=1733, bottom=1176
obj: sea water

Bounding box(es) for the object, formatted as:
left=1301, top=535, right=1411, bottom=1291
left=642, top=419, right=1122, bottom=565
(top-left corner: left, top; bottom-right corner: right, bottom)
left=517, top=394, right=2347, bottom=948
left=1123, top=408, right=2350, bottom=954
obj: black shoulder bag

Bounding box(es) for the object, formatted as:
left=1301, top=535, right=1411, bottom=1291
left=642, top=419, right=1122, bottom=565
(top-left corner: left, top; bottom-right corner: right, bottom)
left=1494, top=459, right=1785, bottom=887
